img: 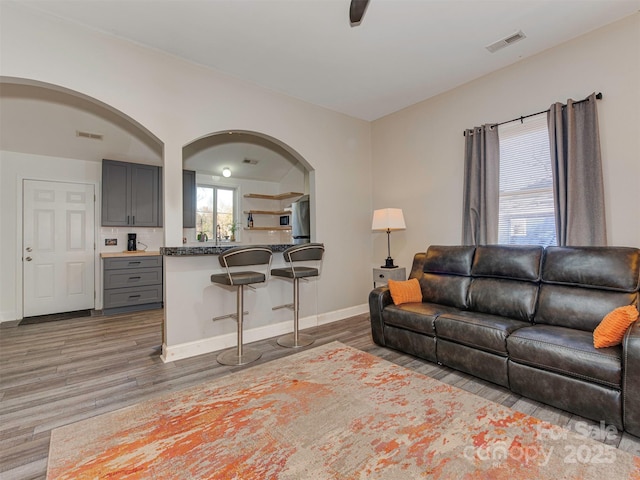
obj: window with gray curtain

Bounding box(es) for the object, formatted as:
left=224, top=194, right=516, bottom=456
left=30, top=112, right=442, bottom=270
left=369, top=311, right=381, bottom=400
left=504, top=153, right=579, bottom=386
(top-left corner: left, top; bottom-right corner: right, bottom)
left=463, top=92, right=606, bottom=247
left=498, top=114, right=556, bottom=247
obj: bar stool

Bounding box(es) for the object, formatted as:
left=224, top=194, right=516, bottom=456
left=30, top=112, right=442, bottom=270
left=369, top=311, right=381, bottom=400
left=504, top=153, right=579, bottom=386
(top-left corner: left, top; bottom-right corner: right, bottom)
left=272, top=243, right=324, bottom=348
left=211, top=246, right=273, bottom=366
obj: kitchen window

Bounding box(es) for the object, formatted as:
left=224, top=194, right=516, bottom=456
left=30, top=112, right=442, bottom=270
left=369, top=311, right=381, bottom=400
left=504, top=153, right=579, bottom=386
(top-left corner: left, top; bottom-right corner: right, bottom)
left=498, top=113, right=557, bottom=247
left=196, top=185, right=237, bottom=241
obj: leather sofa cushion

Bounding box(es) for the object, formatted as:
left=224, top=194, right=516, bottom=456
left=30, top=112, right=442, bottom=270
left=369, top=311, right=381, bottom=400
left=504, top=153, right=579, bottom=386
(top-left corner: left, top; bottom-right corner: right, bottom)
left=423, top=245, right=475, bottom=275
left=383, top=303, right=461, bottom=336
left=534, top=284, right=638, bottom=331
left=419, top=273, right=470, bottom=309
left=508, top=325, right=622, bottom=389
left=471, top=245, right=543, bottom=281
left=468, top=278, right=539, bottom=322
left=542, top=246, right=640, bottom=292
left=435, top=311, right=530, bottom=355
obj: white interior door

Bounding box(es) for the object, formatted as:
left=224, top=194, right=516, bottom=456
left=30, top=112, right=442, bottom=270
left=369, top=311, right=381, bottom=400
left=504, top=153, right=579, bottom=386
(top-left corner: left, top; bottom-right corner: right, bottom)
left=23, top=180, right=95, bottom=317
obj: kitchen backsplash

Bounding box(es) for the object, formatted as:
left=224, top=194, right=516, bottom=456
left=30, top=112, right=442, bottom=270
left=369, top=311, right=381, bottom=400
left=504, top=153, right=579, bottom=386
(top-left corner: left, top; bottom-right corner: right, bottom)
left=100, top=227, right=164, bottom=253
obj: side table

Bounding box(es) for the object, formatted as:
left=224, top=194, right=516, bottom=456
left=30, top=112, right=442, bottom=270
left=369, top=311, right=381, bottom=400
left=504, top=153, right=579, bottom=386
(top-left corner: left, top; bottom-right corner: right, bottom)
left=373, top=267, right=406, bottom=288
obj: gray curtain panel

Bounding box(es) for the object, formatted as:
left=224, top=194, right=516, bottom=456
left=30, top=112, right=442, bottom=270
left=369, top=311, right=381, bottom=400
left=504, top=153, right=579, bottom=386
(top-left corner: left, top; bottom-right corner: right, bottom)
left=548, top=93, right=607, bottom=246
left=462, top=125, right=499, bottom=245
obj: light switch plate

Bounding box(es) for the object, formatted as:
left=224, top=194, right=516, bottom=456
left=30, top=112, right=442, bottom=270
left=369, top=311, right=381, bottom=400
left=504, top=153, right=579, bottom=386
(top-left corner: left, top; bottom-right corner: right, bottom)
left=105, top=238, right=117, bottom=246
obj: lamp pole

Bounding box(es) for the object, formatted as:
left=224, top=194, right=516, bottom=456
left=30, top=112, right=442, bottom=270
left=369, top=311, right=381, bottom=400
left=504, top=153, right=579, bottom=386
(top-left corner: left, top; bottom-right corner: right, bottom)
left=384, top=228, right=395, bottom=268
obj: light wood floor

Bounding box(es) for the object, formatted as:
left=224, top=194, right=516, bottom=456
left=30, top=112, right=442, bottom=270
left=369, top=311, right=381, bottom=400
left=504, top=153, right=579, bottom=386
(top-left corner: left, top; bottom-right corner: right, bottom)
left=1, top=309, right=639, bottom=479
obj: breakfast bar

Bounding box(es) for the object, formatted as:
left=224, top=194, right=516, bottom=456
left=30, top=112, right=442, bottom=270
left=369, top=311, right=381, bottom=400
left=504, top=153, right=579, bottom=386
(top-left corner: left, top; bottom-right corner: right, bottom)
left=160, top=244, right=320, bottom=362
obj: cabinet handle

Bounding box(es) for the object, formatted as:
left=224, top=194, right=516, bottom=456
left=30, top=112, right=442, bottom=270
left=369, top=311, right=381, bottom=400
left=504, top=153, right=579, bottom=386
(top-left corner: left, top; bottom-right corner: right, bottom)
left=129, top=276, right=142, bottom=280
left=132, top=215, right=135, bottom=225
left=127, top=215, right=130, bottom=225
left=128, top=294, right=141, bottom=299
left=128, top=261, right=141, bottom=265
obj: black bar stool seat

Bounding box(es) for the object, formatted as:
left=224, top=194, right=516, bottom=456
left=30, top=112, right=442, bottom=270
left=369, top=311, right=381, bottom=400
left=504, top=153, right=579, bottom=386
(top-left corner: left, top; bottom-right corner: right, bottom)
left=211, top=246, right=272, bottom=365
left=272, top=243, right=324, bottom=348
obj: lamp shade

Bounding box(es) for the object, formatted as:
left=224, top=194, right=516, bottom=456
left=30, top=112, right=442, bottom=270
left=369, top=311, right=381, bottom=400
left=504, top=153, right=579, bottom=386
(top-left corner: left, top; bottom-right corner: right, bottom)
left=372, top=208, right=406, bottom=231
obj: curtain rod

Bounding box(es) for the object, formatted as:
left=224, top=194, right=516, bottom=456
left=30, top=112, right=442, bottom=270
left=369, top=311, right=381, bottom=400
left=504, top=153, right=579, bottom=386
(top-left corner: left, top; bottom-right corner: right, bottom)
left=463, top=92, right=603, bottom=136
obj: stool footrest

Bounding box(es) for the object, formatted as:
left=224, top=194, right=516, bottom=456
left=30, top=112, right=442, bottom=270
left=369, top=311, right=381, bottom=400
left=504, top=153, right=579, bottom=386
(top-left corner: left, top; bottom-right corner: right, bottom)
left=212, top=311, right=249, bottom=321
left=272, top=303, right=294, bottom=311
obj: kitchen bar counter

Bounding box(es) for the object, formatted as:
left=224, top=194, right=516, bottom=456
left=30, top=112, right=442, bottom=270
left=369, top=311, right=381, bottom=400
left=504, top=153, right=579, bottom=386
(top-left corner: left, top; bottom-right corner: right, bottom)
left=160, top=244, right=293, bottom=256
left=161, top=243, right=318, bottom=363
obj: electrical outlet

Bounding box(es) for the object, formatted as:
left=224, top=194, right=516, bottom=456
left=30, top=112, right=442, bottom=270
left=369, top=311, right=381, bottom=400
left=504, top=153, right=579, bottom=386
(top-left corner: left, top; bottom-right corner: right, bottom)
left=105, top=238, right=117, bottom=246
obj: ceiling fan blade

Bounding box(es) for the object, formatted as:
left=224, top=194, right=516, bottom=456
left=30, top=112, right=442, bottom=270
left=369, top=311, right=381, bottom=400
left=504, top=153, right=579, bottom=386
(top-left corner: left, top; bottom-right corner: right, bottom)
left=349, top=0, right=370, bottom=27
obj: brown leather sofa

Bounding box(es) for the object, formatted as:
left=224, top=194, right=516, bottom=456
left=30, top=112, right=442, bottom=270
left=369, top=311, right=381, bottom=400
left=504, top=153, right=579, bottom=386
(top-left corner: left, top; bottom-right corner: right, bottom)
left=369, top=245, right=640, bottom=436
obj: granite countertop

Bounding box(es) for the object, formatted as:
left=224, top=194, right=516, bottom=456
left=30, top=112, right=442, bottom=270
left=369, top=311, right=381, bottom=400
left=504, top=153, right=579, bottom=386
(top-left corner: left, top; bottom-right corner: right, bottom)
left=160, top=244, right=294, bottom=256
left=100, top=251, right=161, bottom=258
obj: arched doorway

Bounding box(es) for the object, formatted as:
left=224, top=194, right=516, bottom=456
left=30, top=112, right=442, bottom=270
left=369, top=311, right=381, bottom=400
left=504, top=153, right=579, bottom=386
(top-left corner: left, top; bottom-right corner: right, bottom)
left=0, top=77, right=164, bottom=321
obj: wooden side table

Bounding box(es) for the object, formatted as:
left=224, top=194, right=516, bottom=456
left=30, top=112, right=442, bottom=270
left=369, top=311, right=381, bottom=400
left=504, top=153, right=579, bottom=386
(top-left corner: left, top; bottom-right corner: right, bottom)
left=373, top=267, right=406, bottom=288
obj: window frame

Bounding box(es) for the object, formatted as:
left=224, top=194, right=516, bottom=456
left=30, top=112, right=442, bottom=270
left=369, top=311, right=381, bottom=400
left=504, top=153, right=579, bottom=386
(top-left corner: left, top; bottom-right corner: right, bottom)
left=497, top=113, right=557, bottom=247
left=196, top=183, right=238, bottom=242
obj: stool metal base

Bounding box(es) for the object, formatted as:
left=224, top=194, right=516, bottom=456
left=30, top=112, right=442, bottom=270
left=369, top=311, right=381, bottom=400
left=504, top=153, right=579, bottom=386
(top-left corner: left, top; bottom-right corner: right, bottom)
left=277, top=332, right=314, bottom=348
left=217, top=347, right=262, bottom=366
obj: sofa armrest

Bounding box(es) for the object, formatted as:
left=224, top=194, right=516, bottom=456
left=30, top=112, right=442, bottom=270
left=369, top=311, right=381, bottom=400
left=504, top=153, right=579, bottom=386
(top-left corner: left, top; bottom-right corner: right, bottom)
left=622, top=319, right=640, bottom=436
left=369, top=286, right=393, bottom=346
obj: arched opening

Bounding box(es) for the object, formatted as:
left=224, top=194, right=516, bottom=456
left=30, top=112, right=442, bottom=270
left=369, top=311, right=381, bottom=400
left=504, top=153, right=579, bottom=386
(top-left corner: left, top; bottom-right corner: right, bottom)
left=182, top=130, right=315, bottom=246
left=0, top=77, right=164, bottom=323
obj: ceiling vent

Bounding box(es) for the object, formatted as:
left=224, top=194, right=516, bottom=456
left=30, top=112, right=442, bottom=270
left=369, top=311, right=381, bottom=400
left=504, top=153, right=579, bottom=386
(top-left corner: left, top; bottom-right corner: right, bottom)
left=243, top=158, right=259, bottom=165
left=486, top=30, right=526, bottom=53
left=76, top=130, right=103, bottom=140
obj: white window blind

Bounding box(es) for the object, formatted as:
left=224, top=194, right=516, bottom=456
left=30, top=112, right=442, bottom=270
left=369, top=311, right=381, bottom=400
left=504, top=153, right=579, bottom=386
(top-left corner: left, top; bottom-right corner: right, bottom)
left=498, top=113, right=557, bottom=246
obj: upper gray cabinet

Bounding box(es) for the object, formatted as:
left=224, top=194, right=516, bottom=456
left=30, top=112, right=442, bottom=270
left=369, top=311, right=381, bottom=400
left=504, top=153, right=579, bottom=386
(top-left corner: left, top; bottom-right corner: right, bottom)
left=183, top=169, right=196, bottom=228
left=102, top=159, right=161, bottom=227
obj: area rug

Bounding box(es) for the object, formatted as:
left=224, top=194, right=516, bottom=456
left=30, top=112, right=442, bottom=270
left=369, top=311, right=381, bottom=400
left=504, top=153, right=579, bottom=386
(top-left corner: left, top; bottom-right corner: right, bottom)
left=47, top=342, right=639, bottom=479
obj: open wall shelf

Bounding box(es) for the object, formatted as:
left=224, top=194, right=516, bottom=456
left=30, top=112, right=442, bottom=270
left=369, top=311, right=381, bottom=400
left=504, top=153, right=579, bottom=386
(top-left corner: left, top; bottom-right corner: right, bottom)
left=243, top=192, right=303, bottom=200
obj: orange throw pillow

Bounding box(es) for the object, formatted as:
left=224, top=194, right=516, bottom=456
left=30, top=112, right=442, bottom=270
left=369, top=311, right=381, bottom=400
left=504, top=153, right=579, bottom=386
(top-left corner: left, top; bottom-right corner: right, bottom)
left=593, top=305, right=640, bottom=348
left=388, top=278, right=422, bottom=306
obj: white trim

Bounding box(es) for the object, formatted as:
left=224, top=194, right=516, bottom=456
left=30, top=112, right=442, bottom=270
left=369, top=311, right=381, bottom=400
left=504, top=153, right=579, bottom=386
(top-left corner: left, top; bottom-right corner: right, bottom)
left=160, top=303, right=368, bottom=363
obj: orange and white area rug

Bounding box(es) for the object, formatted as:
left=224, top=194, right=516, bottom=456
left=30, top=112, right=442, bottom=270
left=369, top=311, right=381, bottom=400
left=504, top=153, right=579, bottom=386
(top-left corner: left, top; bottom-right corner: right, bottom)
left=47, top=342, right=639, bottom=479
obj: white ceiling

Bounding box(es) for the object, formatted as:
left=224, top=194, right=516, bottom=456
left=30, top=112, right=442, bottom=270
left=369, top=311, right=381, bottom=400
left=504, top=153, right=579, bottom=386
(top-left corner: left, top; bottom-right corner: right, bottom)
left=1, top=0, right=638, bottom=181
left=15, top=0, right=640, bottom=121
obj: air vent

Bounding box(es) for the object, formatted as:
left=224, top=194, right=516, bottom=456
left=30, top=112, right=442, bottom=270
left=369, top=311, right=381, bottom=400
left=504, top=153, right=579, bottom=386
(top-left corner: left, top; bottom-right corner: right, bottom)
left=243, top=158, right=259, bottom=165
left=486, top=30, right=526, bottom=53
left=76, top=130, right=103, bottom=140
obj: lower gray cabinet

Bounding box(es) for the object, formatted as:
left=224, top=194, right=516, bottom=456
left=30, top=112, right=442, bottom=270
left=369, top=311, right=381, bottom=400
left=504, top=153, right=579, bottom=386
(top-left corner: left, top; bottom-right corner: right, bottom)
left=103, top=255, right=163, bottom=314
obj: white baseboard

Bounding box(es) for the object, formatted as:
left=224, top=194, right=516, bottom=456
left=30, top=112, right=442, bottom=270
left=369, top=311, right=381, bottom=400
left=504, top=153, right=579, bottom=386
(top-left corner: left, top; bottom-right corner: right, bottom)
left=161, top=303, right=369, bottom=363
left=0, top=311, right=19, bottom=323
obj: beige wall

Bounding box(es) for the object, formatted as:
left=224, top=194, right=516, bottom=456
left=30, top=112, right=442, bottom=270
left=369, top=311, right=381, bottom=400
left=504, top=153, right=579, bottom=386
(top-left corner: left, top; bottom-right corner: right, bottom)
left=1, top=4, right=638, bottom=326
left=0, top=4, right=373, bottom=324
left=372, top=14, right=640, bottom=270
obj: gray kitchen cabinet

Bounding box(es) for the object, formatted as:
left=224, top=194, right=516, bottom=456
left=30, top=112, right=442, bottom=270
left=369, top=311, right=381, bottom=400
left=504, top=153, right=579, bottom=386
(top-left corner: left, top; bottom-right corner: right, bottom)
left=183, top=169, right=196, bottom=228
left=102, top=159, right=161, bottom=227
left=103, top=255, right=163, bottom=314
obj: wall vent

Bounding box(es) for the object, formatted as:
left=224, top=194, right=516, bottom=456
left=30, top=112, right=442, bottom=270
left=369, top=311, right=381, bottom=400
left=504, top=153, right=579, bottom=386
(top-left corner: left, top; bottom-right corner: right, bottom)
left=243, top=158, right=259, bottom=165
left=76, top=130, right=103, bottom=140
left=486, top=30, right=526, bottom=53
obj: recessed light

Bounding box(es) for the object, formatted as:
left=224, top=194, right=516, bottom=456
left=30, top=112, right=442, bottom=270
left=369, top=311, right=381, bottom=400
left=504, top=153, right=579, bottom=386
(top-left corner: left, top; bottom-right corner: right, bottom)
left=222, top=167, right=231, bottom=178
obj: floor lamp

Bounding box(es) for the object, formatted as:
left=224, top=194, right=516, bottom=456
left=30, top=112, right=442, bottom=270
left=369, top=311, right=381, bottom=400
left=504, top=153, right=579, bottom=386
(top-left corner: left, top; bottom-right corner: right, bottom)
left=372, top=208, right=406, bottom=268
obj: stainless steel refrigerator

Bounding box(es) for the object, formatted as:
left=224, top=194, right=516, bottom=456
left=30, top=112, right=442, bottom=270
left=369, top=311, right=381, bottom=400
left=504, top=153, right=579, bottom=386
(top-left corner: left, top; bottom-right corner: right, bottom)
left=291, top=195, right=310, bottom=244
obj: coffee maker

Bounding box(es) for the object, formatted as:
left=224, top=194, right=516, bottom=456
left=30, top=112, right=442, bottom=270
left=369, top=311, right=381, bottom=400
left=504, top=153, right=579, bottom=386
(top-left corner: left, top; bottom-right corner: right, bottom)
left=127, top=233, right=137, bottom=251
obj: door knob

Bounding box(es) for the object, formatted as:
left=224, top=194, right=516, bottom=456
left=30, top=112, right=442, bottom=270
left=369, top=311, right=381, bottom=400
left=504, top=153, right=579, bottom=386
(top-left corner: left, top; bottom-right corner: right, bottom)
left=25, top=247, right=32, bottom=252
left=25, top=257, right=32, bottom=261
